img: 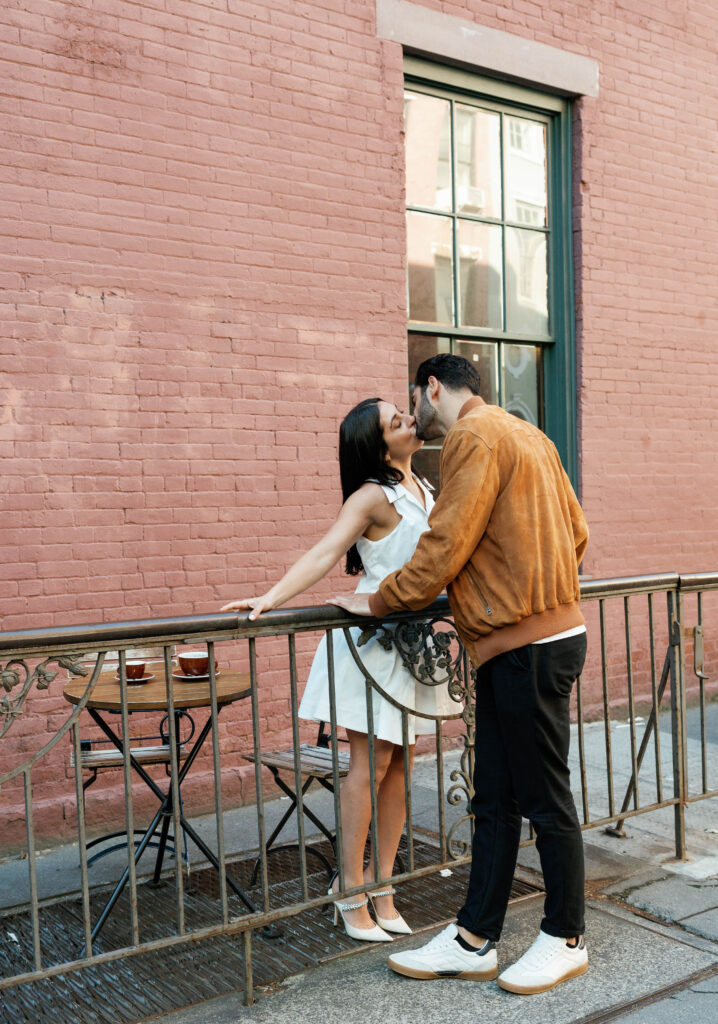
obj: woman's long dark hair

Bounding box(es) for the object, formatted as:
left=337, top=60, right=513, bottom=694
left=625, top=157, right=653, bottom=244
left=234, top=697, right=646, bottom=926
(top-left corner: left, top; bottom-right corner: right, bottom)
left=339, top=398, right=404, bottom=576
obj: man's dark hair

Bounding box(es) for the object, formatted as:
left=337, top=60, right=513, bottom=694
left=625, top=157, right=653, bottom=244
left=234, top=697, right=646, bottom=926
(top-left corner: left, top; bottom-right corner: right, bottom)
left=414, top=353, right=481, bottom=395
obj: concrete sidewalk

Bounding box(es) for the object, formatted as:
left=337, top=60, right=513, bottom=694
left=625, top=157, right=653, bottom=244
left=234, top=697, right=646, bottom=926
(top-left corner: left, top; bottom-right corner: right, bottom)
left=134, top=815, right=718, bottom=1024
left=135, top=706, right=718, bottom=1024
left=141, top=904, right=716, bottom=1024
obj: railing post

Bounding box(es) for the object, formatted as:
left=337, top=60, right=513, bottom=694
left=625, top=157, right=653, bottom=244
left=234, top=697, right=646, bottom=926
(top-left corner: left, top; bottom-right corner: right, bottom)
left=667, top=587, right=687, bottom=860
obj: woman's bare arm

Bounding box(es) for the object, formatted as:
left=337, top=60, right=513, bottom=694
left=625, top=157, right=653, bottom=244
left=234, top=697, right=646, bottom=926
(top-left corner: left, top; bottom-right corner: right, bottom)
left=220, top=485, right=388, bottom=619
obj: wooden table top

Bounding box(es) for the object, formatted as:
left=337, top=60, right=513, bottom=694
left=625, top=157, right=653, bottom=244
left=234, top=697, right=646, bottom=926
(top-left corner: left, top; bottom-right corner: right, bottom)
left=63, top=665, right=252, bottom=711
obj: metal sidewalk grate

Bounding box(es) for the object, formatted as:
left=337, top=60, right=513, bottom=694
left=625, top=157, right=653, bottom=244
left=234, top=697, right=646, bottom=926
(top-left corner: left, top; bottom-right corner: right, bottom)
left=0, top=841, right=543, bottom=1023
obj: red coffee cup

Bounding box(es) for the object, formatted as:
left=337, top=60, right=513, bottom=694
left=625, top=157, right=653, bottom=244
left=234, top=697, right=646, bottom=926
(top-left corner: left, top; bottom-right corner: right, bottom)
left=177, top=651, right=218, bottom=676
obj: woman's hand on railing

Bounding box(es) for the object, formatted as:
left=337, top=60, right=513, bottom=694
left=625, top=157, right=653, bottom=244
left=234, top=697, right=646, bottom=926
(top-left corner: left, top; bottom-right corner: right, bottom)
left=326, top=593, right=372, bottom=615
left=220, top=594, right=275, bottom=621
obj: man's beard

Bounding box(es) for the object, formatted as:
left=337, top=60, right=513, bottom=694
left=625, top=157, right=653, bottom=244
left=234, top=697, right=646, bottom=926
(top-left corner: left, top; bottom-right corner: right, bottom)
left=414, top=389, right=445, bottom=441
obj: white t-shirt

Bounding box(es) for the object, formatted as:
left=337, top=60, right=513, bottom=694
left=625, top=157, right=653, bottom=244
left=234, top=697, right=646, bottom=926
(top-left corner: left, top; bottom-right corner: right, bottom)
left=532, top=624, right=586, bottom=645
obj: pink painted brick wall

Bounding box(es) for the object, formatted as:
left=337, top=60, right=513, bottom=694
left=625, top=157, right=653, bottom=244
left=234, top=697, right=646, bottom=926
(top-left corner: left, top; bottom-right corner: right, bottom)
left=1, top=0, right=407, bottom=639
left=2, top=1, right=717, bottom=842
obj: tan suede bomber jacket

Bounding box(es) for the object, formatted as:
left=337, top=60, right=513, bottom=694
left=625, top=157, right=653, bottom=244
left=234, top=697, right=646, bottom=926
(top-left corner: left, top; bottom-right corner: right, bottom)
left=368, top=398, right=589, bottom=667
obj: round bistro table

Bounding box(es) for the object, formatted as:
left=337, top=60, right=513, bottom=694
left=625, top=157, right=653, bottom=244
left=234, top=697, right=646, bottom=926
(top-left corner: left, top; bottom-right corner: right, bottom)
left=64, top=664, right=253, bottom=945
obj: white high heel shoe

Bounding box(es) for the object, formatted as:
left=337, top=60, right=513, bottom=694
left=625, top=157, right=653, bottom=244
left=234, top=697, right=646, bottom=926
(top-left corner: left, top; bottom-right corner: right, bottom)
left=332, top=896, right=393, bottom=942
left=367, top=886, right=412, bottom=935
left=328, top=877, right=393, bottom=942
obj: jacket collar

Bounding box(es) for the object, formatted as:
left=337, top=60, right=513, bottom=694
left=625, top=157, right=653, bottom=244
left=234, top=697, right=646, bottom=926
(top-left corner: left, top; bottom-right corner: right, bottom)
left=458, top=396, right=486, bottom=420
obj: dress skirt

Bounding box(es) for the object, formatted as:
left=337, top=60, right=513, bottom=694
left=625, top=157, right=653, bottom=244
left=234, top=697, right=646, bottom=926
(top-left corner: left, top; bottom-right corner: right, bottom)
left=298, top=624, right=455, bottom=745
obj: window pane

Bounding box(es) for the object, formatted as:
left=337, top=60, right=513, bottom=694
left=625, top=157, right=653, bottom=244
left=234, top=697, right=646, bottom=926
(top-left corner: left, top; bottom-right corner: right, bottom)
left=452, top=340, right=499, bottom=404
left=404, top=91, right=452, bottom=212
left=455, top=105, right=501, bottom=218
left=457, top=220, right=503, bottom=329
left=504, top=116, right=547, bottom=226
left=505, top=227, right=548, bottom=335
left=407, top=212, right=454, bottom=324
left=408, top=335, right=449, bottom=492
left=408, top=334, right=451, bottom=382
left=502, top=344, right=541, bottom=427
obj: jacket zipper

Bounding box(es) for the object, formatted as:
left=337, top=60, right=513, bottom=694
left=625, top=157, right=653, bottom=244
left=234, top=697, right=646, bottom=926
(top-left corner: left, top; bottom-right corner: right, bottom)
left=466, top=560, right=493, bottom=616
left=476, top=585, right=493, bottom=616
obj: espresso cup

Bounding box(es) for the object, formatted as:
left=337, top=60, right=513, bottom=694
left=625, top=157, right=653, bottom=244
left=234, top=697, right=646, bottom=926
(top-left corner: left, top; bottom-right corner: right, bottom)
left=125, top=660, right=146, bottom=680
left=177, top=651, right=217, bottom=676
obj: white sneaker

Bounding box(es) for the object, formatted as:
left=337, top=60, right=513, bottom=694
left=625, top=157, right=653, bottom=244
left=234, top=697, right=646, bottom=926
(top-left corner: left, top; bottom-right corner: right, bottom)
left=387, top=923, right=498, bottom=981
left=498, top=931, right=588, bottom=994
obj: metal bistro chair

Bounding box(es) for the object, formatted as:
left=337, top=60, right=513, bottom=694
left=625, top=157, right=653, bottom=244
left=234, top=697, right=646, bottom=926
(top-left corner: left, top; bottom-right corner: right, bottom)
left=244, top=721, right=350, bottom=883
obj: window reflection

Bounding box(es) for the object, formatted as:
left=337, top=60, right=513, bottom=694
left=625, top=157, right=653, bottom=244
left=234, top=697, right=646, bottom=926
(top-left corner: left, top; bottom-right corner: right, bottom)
left=452, top=341, right=499, bottom=404
left=502, top=345, right=541, bottom=427
left=404, top=92, right=452, bottom=211
left=505, top=227, right=548, bottom=335
left=504, top=116, right=547, bottom=226
left=455, top=105, right=501, bottom=218
left=457, top=220, right=503, bottom=329
left=408, top=335, right=451, bottom=382
left=407, top=212, right=453, bottom=324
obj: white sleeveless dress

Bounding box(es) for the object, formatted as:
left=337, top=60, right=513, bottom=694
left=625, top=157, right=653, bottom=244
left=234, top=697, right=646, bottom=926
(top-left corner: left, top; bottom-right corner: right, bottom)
left=298, top=480, right=455, bottom=744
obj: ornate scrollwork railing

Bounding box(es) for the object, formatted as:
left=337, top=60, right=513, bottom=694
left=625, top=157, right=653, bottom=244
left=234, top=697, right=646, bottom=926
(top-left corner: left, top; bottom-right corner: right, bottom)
left=0, top=654, right=107, bottom=789
left=1, top=655, right=88, bottom=740
left=350, top=613, right=477, bottom=860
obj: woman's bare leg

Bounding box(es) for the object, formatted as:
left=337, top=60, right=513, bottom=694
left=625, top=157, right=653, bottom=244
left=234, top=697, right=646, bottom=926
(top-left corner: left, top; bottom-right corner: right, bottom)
left=332, top=729, right=393, bottom=930
left=364, top=743, right=415, bottom=920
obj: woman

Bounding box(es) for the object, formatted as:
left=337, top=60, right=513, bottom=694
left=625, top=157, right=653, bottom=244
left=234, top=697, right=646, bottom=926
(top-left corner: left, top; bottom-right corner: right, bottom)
left=221, top=398, right=452, bottom=941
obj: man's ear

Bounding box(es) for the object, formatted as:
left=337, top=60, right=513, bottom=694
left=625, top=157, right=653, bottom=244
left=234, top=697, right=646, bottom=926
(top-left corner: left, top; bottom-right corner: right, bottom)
left=427, top=375, right=441, bottom=402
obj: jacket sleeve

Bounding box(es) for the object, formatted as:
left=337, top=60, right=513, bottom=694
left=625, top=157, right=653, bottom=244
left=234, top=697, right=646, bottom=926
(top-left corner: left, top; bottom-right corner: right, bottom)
left=369, top=427, right=499, bottom=617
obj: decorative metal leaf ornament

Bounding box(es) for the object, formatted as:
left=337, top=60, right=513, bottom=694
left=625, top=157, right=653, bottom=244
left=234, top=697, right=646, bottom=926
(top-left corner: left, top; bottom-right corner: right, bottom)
left=56, top=657, right=88, bottom=677
left=0, top=656, right=87, bottom=738
left=1, top=669, right=20, bottom=693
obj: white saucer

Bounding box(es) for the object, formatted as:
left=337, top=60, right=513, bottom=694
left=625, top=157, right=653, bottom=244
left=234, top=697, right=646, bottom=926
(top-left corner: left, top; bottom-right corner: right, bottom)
left=171, top=669, right=222, bottom=682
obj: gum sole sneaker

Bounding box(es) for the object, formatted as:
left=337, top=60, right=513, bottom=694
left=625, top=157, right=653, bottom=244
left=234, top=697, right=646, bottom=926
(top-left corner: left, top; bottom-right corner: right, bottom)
left=388, top=923, right=498, bottom=981
left=498, top=931, right=588, bottom=994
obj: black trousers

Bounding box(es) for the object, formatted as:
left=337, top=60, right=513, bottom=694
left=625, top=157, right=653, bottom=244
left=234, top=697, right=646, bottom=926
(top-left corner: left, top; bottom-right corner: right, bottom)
left=456, top=632, right=588, bottom=941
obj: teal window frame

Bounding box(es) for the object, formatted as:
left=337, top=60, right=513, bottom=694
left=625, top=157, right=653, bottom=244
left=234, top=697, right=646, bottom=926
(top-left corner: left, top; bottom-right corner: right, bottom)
left=404, top=57, right=578, bottom=483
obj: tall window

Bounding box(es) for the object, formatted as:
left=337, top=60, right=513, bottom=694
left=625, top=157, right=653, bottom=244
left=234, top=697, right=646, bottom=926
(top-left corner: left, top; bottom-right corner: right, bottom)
left=404, top=60, right=576, bottom=487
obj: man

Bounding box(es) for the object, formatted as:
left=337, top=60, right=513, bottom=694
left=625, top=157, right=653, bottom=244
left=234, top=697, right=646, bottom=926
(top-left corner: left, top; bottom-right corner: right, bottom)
left=332, top=354, right=589, bottom=994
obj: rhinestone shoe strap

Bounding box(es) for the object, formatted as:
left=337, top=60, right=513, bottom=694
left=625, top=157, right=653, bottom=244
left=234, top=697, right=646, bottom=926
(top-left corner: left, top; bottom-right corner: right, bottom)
left=335, top=896, right=369, bottom=911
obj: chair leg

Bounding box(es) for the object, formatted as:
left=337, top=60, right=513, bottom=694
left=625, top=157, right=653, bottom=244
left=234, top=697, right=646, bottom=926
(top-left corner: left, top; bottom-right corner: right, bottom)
left=150, top=812, right=173, bottom=885
left=250, top=773, right=324, bottom=886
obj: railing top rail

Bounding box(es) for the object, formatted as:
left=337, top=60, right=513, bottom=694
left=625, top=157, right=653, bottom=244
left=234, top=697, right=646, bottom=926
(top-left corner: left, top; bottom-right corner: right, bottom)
left=678, top=571, right=718, bottom=593
left=0, top=600, right=455, bottom=658
left=0, top=613, right=241, bottom=659
left=0, top=571, right=703, bottom=658
left=578, top=572, right=680, bottom=600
